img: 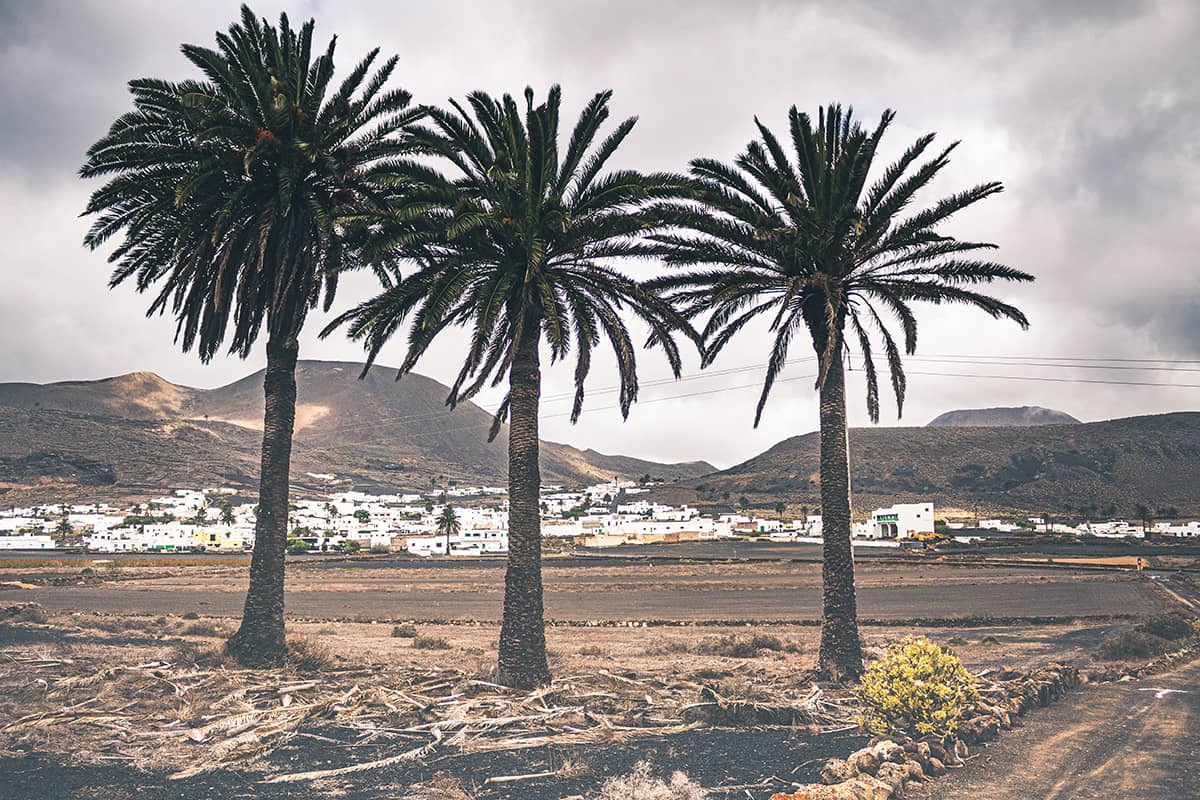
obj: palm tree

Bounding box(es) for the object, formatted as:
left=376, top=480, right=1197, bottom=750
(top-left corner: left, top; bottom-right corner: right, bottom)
left=436, top=505, right=461, bottom=556
left=652, top=104, right=1033, bottom=680
left=80, top=5, right=420, bottom=666
left=1134, top=504, right=1153, bottom=534
left=327, top=85, right=698, bottom=688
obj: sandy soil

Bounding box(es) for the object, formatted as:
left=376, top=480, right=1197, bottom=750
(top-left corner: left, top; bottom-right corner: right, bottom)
left=910, top=657, right=1200, bottom=800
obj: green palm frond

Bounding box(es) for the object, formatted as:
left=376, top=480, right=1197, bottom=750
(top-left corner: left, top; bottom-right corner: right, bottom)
left=654, top=103, right=1033, bottom=424
left=326, top=85, right=701, bottom=439
left=81, top=4, right=422, bottom=360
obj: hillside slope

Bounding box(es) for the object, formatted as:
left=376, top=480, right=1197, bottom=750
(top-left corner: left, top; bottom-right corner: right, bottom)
left=0, top=361, right=713, bottom=500
left=927, top=406, right=1080, bottom=427
left=692, top=412, right=1200, bottom=514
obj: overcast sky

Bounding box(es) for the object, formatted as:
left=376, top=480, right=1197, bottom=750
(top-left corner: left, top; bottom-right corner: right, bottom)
left=1, top=0, right=1197, bottom=469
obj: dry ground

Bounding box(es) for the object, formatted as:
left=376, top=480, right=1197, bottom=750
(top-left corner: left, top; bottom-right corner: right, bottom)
left=0, top=554, right=1189, bottom=799
left=0, top=607, right=1156, bottom=799
left=0, top=557, right=1169, bottom=624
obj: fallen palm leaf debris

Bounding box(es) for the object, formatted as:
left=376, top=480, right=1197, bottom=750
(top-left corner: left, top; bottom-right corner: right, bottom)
left=0, top=643, right=854, bottom=783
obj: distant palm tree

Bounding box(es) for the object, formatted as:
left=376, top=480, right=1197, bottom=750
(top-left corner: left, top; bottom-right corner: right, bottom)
left=1134, top=504, right=1153, bottom=534
left=80, top=5, right=421, bottom=666
left=436, top=505, right=461, bottom=556
left=327, top=86, right=698, bottom=688
left=652, top=104, right=1033, bottom=679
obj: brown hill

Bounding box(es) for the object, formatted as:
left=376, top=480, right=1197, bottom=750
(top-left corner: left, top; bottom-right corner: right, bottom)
left=686, top=413, right=1200, bottom=516
left=0, top=361, right=713, bottom=501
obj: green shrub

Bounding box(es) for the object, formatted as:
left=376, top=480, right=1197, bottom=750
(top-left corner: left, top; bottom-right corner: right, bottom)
left=339, top=540, right=362, bottom=554
left=1096, top=629, right=1171, bottom=661
left=286, top=539, right=310, bottom=555
left=369, top=544, right=391, bottom=554
left=391, top=624, right=418, bottom=638
left=412, top=635, right=451, bottom=650
left=856, top=636, right=978, bottom=741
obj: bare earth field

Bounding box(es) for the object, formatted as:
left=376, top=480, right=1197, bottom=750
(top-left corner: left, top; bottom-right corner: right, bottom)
left=0, top=554, right=1195, bottom=799
left=0, top=557, right=1172, bottom=623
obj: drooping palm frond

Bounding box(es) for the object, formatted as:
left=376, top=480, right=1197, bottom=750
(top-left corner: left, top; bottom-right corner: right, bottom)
left=324, top=85, right=701, bottom=438
left=81, top=3, right=423, bottom=358
left=651, top=103, right=1033, bottom=425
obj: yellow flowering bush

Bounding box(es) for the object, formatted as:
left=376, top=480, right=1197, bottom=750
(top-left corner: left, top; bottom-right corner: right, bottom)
left=855, top=636, right=978, bottom=741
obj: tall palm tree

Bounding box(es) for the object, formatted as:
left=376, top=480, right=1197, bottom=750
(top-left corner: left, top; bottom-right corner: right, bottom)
left=80, top=5, right=421, bottom=666
left=652, top=104, right=1033, bottom=680
left=436, top=504, right=461, bottom=555
left=327, top=86, right=699, bottom=688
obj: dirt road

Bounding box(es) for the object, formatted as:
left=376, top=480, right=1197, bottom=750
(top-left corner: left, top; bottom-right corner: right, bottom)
left=912, top=658, right=1200, bottom=800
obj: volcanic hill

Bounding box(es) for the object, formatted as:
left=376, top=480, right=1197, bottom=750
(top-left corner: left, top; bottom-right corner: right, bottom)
left=0, top=361, right=713, bottom=500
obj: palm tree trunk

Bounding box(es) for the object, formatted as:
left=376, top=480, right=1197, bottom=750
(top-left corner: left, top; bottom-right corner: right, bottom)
left=227, top=335, right=298, bottom=667
left=496, top=322, right=551, bottom=689
left=817, top=350, right=864, bottom=680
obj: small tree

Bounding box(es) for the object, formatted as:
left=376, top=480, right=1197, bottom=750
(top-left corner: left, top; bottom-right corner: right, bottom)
left=353, top=509, right=371, bottom=524
left=774, top=502, right=786, bottom=520
left=217, top=497, right=235, bottom=526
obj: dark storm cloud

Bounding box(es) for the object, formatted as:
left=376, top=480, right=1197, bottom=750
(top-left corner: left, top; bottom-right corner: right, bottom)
left=1, top=0, right=1197, bottom=467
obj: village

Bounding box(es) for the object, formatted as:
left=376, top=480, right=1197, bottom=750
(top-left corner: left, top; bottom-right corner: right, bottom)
left=2, top=481, right=1197, bottom=556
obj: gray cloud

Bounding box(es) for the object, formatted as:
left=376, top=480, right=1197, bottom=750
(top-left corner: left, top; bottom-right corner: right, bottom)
left=1, top=0, right=1197, bottom=468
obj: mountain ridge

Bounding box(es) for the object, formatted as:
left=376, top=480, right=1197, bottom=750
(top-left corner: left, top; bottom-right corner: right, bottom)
left=0, top=361, right=714, bottom=501
left=682, top=411, right=1200, bottom=515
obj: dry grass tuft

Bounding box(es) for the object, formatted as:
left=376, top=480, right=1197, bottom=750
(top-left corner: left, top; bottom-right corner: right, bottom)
left=180, top=621, right=227, bottom=638
left=403, top=775, right=473, bottom=799
left=392, top=624, right=419, bottom=639
left=595, top=761, right=708, bottom=800
left=694, top=633, right=795, bottom=658
left=287, top=636, right=337, bottom=672
left=412, top=635, right=451, bottom=650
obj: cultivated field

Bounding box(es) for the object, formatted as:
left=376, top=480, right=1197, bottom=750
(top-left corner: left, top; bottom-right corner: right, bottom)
left=0, top=553, right=1174, bottom=624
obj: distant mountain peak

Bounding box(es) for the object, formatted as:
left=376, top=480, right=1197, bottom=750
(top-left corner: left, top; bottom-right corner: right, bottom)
left=926, top=406, right=1081, bottom=427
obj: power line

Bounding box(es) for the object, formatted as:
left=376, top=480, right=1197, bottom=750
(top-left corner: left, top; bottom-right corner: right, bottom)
left=314, top=352, right=1198, bottom=439
left=314, top=356, right=819, bottom=438
left=898, top=369, right=1200, bottom=389
left=322, top=364, right=1200, bottom=451
left=324, top=373, right=822, bottom=448
left=902, top=356, right=1200, bottom=374
left=919, top=353, right=1200, bottom=365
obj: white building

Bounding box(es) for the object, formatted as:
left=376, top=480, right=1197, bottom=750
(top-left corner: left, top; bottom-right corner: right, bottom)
left=0, top=534, right=57, bottom=550
left=1154, top=521, right=1200, bottom=537
left=869, top=502, right=934, bottom=539
left=405, top=530, right=508, bottom=556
